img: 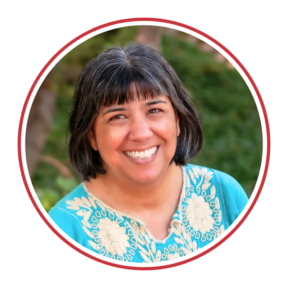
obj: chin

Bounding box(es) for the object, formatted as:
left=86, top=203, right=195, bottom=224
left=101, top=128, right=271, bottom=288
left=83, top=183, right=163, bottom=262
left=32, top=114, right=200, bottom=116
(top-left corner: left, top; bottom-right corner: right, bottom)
left=127, top=169, right=163, bottom=185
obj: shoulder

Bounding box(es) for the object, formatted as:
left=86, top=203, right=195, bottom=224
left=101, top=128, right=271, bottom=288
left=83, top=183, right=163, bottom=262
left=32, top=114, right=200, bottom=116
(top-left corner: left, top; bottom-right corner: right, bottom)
left=50, top=184, right=87, bottom=209
left=184, top=164, right=247, bottom=196
left=48, top=184, right=94, bottom=222
left=47, top=184, right=85, bottom=220
left=184, top=164, right=248, bottom=224
left=48, top=184, right=92, bottom=245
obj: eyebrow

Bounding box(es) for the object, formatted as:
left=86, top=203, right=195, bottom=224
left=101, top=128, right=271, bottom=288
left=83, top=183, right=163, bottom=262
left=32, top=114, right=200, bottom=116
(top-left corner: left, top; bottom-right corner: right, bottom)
left=102, top=99, right=167, bottom=116
left=145, top=99, right=167, bottom=106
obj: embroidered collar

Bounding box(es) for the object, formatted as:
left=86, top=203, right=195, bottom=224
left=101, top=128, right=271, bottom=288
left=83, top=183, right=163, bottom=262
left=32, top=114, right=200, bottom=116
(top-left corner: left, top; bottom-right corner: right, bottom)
left=82, top=166, right=186, bottom=243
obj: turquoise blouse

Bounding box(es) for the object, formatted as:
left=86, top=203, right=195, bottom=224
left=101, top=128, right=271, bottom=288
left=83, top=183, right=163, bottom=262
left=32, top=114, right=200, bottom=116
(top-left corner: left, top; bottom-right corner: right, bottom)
left=48, top=164, right=248, bottom=263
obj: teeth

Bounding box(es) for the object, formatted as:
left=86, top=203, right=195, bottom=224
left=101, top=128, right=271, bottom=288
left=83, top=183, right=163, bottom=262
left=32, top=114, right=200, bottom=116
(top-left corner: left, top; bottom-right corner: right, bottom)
left=125, top=146, right=158, bottom=160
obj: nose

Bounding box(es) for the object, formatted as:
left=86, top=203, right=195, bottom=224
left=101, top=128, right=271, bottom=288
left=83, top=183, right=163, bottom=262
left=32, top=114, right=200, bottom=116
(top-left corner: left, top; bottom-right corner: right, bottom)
left=128, top=115, right=153, bottom=142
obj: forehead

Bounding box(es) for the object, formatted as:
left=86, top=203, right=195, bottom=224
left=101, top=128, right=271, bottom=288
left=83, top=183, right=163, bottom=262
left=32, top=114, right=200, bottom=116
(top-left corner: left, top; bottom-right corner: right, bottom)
left=100, top=95, right=171, bottom=114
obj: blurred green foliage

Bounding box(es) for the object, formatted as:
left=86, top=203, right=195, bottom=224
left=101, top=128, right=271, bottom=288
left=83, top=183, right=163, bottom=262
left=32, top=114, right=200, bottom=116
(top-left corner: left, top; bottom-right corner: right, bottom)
left=31, top=27, right=262, bottom=211
left=161, top=33, right=262, bottom=198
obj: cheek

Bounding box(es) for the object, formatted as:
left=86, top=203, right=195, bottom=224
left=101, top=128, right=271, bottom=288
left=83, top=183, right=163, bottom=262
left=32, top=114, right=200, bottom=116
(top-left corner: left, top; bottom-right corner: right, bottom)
left=96, top=126, right=128, bottom=154
left=153, top=118, right=178, bottom=143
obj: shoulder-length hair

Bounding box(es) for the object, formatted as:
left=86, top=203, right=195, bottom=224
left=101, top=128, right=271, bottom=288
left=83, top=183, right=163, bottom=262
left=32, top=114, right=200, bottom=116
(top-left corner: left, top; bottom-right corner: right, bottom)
left=68, top=44, right=203, bottom=181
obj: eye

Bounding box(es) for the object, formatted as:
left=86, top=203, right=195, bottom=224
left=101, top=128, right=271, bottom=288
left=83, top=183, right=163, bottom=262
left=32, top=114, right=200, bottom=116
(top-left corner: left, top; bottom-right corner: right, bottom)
left=110, top=114, right=125, bottom=121
left=148, top=108, right=160, bottom=114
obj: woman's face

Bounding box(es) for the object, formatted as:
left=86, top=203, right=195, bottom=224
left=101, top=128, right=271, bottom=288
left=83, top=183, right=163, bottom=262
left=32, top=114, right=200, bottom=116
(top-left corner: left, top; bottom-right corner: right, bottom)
left=88, top=92, right=180, bottom=185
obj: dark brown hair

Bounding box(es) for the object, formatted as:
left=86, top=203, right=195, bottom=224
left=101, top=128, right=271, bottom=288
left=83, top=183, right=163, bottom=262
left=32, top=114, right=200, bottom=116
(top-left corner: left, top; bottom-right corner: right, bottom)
left=68, top=44, right=203, bottom=181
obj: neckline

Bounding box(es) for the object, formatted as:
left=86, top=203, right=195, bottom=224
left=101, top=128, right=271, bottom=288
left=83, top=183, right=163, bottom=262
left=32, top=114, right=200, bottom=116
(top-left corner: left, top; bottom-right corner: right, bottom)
left=82, top=166, right=187, bottom=244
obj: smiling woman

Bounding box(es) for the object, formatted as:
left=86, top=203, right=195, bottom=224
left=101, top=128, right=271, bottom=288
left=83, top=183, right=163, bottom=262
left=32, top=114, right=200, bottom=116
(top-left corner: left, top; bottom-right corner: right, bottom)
left=88, top=94, right=179, bottom=187
left=48, top=44, right=248, bottom=263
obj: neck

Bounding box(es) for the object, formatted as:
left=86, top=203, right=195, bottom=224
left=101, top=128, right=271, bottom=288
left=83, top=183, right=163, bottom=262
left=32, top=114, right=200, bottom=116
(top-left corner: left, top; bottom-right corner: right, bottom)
left=86, top=163, right=183, bottom=215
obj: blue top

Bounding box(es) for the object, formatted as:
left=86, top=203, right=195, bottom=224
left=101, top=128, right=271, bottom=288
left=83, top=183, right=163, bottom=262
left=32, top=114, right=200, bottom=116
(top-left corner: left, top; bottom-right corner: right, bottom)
left=48, top=164, right=248, bottom=263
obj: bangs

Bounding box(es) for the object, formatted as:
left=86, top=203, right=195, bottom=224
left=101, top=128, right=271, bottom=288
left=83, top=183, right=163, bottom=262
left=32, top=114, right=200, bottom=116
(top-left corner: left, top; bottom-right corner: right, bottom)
left=99, top=66, right=170, bottom=107
left=69, top=44, right=203, bottom=181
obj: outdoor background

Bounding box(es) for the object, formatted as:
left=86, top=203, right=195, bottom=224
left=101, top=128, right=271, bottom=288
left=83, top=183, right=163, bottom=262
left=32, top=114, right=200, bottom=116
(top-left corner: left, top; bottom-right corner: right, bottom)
left=25, top=26, right=262, bottom=212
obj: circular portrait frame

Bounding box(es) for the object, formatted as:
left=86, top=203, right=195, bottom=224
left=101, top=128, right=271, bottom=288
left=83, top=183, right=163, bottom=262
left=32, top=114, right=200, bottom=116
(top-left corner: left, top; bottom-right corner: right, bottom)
left=17, top=17, right=271, bottom=271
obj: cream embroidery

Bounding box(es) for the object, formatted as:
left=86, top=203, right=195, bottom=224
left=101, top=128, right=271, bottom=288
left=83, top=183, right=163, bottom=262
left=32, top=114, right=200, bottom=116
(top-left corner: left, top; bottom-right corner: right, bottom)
left=65, top=166, right=225, bottom=262
left=186, top=194, right=214, bottom=234
left=181, top=166, right=224, bottom=244
left=97, top=218, right=130, bottom=257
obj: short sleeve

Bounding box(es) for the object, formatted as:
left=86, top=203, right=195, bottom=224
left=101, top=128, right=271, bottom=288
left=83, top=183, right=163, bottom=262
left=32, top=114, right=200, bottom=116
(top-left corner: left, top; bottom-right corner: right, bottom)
left=214, top=170, right=249, bottom=225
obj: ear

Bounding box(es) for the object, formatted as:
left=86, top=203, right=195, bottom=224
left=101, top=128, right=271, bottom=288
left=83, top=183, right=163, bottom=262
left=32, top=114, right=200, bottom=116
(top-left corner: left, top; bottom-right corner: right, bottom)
left=87, top=130, right=98, bottom=151
left=176, top=116, right=180, bottom=137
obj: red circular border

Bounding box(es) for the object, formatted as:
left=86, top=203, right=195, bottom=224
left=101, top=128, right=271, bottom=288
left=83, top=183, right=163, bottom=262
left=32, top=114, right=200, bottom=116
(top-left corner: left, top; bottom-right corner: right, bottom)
left=18, top=18, right=270, bottom=270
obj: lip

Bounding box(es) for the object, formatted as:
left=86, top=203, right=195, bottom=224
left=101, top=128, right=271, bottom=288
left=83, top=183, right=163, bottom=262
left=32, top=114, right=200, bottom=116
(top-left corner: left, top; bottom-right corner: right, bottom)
left=123, top=146, right=159, bottom=163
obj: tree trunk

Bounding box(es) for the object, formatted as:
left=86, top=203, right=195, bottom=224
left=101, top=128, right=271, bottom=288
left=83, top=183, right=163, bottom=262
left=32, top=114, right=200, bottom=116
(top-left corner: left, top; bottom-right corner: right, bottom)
left=135, top=26, right=163, bottom=51
left=24, top=65, right=56, bottom=179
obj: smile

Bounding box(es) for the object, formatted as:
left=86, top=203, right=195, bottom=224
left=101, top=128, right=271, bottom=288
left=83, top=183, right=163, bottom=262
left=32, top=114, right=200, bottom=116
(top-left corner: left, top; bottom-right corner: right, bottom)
left=125, top=146, right=158, bottom=160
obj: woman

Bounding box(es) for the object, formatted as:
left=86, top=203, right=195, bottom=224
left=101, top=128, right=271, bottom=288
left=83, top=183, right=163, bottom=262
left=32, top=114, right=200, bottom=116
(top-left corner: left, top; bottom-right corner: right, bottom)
left=49, top=44, right=248, bottom=263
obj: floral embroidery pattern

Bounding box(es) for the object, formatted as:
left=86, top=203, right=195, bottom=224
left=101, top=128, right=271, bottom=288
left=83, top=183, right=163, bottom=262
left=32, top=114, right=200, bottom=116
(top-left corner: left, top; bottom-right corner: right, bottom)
left=186, top=194, right=214, bottom=234
left=170, top=223, right=198, bottom=257
left=129, top=220, right=162, bottom=263
left=181, top=166, right=224, bottom=243
left=65, top=166, right=225, bottom=263
left=97, top=218, right=130, bottom=257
